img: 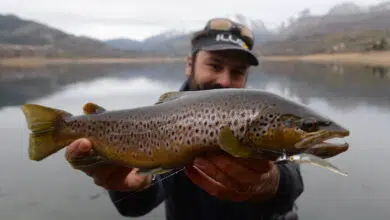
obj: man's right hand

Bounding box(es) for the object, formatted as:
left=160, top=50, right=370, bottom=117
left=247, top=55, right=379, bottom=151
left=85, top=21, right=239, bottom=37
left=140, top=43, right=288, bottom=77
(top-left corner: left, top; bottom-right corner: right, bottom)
left=65, top=138, right=152, bottom=192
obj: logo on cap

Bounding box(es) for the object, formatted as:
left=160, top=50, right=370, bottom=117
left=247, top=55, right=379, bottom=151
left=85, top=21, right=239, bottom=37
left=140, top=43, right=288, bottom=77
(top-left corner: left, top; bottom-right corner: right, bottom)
left=215, top=33, right=249, bottom=49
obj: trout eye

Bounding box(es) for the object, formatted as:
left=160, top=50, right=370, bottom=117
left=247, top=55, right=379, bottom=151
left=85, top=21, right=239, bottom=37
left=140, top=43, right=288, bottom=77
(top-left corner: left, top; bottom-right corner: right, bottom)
left=301, top=119, right=318, bottom=132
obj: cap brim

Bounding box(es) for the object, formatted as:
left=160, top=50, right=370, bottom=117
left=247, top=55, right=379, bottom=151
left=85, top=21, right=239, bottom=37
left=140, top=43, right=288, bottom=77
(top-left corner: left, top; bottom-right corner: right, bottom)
left=201, top=43, right=259, bottom=66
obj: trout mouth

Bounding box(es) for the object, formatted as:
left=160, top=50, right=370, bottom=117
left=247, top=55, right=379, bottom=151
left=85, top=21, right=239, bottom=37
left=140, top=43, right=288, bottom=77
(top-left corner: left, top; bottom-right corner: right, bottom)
left=295, top=130, right=350, bottom=150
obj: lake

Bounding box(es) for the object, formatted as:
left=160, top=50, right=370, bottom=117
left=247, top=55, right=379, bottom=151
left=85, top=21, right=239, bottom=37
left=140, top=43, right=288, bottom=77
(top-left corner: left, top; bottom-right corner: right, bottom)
left=0, top=61, right=389, bottom=220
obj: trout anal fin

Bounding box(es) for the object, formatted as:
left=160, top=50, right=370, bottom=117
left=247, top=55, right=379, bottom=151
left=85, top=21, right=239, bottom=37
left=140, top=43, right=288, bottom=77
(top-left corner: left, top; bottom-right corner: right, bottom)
left=68, top=149, right=110, bottom=170
left=285, top=153, right=348, bottom=176
left=137, top=167, right=173, bottom=176
left=83, top=102, right=106, bottom=114
left=218, top=125, right=253, bottom=158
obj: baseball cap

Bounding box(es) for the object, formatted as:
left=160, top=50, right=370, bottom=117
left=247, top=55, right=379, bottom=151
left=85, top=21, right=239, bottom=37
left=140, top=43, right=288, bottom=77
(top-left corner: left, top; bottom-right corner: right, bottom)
left=191, top=18, right=259, bottom=66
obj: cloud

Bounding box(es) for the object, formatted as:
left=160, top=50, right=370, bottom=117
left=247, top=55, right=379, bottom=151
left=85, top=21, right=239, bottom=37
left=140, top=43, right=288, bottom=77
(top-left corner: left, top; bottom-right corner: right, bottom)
left=0, top=0, right=383, bottom=40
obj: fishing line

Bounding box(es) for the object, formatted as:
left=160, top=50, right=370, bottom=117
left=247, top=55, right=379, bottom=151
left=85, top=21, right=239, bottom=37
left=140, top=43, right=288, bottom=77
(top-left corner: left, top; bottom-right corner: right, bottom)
left=110, top=167, right=186, bottom=205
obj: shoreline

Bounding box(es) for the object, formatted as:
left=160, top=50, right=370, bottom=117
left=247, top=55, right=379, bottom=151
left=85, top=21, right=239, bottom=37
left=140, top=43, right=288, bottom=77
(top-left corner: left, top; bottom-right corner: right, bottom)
left=0, top=57, right=185, bottom=68
left=2, top=51, right=390, bottom=68
left=259, top=51, right=390, bottom=67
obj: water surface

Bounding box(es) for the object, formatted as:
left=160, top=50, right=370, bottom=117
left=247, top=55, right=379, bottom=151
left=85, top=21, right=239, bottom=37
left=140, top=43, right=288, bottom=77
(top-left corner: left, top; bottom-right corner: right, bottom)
left=0, top=62, right=389, bottom=220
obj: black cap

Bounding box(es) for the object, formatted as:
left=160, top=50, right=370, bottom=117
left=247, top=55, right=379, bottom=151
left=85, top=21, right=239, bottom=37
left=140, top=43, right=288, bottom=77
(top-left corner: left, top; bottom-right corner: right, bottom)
left=191, top=30, right=259, bottom=66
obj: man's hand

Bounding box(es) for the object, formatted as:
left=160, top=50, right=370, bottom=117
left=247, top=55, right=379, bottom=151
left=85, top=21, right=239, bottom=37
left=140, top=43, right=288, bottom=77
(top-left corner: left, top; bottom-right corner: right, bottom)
left=65, top=138, right=152, bottom=192
left=185, top=152, right=280, bottom=202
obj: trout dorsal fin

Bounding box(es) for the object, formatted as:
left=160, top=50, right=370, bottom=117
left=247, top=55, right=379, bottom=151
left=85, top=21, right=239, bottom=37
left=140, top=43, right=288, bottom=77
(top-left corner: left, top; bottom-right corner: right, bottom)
left=83, top=102, right=106, bottom=114
left=155, top=91, right=197, bottom=104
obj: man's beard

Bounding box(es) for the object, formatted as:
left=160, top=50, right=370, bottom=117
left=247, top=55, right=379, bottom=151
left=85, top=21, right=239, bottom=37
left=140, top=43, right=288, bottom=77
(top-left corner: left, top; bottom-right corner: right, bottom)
left=190, top=81, right=226, bottom=91
left=187, top=73, right=229, bottom=91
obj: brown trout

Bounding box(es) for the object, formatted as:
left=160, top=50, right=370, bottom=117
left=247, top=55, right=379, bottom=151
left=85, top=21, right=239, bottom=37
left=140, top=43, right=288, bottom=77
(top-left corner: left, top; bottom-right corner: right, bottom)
left=21, top=88, right=350, bottom=176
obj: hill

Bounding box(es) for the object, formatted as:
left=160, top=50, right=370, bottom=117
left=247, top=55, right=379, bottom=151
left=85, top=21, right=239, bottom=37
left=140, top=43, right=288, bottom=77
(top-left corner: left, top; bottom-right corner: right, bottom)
left=256, top=1, right=390, bottom=55
left=104, top=14, right=275, bottom=56
left=104, top=2, right=390, bottom=56
left=0, top=14, right=150, bottom=58
left=3, top=1, right=390, bottom=59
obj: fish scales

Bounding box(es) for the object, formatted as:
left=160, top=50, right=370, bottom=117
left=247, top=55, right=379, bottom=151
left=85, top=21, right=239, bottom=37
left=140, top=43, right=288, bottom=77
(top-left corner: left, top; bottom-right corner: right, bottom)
left=62, top=91, right=270, bottom=168
left=21, top=89, right=350, bottom=176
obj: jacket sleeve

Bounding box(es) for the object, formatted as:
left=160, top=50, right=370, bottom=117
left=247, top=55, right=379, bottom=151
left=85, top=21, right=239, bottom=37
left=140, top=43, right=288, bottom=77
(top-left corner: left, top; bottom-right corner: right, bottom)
left=108, top=175, right=167, bottom=217
left=263, top=163, right=304, bottom=214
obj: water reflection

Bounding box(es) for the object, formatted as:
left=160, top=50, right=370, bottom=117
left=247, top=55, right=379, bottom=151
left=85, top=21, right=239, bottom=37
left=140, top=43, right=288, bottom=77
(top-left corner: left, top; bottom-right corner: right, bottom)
left=0, top=62, right=389, bottom=220
left=253, top=61, right=390, bottom=112
left=0, top=62, right=187, bottom=110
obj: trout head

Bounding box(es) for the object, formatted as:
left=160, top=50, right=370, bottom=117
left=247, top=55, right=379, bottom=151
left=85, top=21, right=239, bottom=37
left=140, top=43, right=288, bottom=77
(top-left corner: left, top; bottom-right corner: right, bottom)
left=246, top=98, right=350, bottom=159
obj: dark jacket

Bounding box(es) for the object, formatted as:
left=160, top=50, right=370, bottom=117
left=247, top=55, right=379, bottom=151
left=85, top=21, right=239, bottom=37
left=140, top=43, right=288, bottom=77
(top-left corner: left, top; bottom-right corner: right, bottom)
left=108, top=81, right=304, bottom=220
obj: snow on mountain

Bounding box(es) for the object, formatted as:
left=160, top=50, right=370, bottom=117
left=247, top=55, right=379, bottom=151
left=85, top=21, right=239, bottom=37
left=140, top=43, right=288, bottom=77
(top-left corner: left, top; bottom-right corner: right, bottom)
left=104, top=14, right=274, bottom=53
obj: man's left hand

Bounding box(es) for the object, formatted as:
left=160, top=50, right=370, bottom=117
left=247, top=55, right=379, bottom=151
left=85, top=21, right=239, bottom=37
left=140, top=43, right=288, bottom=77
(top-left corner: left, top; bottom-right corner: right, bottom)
left=185, top=152, right=280, bottom=202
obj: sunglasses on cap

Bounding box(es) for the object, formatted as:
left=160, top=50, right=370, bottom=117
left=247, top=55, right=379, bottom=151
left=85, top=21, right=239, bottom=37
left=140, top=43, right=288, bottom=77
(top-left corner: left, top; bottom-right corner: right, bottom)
left=203, top=18, right=254, bottom=49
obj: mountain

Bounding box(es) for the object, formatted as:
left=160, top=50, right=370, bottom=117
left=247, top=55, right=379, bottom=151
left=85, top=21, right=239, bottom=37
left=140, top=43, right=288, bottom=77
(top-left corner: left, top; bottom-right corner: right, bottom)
left=256, top=1, right=390, bottom=55
left=0, top=14, right=148, bottom=58
left=104, top=14, right=275, bottom=56
left=3, top=1, right=390, bottom=58
left=105, top=2, right=390, bottom=57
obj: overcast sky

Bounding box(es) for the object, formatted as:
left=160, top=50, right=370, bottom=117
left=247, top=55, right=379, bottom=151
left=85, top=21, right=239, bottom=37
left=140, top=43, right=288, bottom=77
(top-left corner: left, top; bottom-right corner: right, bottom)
left=0, top=0, right=384, bottom=40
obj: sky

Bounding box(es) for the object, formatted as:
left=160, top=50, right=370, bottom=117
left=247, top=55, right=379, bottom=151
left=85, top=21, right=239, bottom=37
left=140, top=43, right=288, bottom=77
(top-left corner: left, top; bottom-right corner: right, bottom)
left=0, top=0, right=385, bottom=41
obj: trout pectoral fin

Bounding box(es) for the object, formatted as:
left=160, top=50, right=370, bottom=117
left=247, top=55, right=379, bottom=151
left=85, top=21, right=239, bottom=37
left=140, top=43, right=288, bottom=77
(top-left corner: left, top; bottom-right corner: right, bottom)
left=218, top=125, right=252, bottom=158
left=83, top=102, right=106, bottom=114
left=287, top=153, right=348, bottom=176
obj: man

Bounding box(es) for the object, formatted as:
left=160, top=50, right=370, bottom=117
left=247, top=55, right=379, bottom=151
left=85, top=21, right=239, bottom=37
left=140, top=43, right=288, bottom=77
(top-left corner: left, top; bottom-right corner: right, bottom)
left=65, top=18, right=304, bottom=220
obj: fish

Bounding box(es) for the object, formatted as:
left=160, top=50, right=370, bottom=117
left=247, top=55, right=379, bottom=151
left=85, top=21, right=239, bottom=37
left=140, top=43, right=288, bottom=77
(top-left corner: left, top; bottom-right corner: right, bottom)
left=20, top=88, right=350, bottom=176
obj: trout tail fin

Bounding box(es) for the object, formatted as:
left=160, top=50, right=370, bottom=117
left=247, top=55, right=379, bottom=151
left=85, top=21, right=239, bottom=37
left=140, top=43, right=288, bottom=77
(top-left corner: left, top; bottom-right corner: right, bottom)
left=21, top=104, right=73, bottom=161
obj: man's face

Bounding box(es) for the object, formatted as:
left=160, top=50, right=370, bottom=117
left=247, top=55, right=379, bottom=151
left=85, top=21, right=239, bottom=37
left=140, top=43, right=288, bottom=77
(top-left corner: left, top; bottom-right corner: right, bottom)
left=185, top=50, right=251, bottom=90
